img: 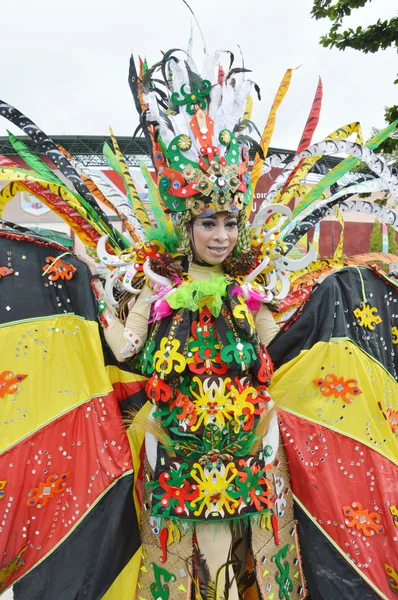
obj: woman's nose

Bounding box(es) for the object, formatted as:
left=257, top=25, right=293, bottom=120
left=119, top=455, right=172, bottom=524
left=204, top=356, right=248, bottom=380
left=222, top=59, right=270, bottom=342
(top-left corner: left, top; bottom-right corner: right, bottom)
left=213, top=226, right=229, bottom=241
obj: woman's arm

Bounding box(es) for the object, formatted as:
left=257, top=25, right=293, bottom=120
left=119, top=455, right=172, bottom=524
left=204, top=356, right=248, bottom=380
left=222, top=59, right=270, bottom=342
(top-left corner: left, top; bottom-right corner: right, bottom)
left=92, top=279, right=152, bottom=362
left=254, top=303, right=280, bottom=346
left=77, top=254, right=152, bottom=362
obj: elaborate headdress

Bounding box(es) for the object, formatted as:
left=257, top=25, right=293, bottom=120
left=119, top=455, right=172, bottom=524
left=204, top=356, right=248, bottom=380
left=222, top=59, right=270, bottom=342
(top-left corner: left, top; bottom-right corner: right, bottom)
left=137, top=51, right=254, bottom=217
left=127, top=49, right=264, bottom=259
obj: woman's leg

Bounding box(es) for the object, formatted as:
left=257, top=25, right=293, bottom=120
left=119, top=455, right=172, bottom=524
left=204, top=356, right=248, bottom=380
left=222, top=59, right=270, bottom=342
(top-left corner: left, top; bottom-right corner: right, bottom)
left=230, top=520, right=250, bottom=586
left=195, top=522, right=239, bottom=600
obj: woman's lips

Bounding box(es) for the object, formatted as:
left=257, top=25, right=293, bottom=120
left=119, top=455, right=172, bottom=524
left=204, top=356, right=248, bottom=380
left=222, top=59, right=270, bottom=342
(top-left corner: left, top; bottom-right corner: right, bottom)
left=208, top=247, right=227, bottom=253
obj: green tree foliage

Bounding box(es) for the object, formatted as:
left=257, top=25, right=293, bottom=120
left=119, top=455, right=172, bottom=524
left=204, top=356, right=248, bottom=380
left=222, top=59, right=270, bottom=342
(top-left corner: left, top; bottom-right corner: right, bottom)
left=381, top=105, right=398, bottom=156
left=369, top=220, right=398, bottom=254
left=311, top=1, right=398, bottom=153
left=311, top=0, right=398, bottom=63
left=369, top=219, right=381, bottom=252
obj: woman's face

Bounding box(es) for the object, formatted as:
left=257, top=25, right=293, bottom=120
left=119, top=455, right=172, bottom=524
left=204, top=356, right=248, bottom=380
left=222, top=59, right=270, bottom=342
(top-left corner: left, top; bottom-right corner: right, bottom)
left=188, top=212, right=239, bottom=265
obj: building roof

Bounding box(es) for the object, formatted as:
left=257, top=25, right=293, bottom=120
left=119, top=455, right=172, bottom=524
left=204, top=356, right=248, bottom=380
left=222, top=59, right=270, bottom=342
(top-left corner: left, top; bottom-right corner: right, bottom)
left=0, top=135, right=343, bottom=171
left=0, top=221, right=74, bottom=246
left=28, top=227, right=74, bottom=247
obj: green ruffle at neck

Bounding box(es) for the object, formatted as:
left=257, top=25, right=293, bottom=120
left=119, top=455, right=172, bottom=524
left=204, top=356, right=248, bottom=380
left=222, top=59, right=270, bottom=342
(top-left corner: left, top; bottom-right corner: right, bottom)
left=166, top=275, right=228, bottom=317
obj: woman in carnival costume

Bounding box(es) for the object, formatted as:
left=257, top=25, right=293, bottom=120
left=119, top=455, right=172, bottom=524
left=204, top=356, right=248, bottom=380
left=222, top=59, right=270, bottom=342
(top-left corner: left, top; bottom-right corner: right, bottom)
left=1, top=36, right=397, bottom=599
left=85, top=48, right=309, bottom=600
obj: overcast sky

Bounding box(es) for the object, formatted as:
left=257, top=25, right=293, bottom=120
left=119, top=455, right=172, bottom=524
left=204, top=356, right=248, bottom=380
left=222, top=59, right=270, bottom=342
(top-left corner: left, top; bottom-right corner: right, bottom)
left=0, top=0, right=396, bottom=150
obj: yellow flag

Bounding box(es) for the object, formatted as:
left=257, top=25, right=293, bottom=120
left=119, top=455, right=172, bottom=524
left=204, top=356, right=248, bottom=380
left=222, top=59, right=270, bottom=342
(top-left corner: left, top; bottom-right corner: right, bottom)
left=249, top=68, right=295, bottom=213
left=333, top=206, right=345, bottom=260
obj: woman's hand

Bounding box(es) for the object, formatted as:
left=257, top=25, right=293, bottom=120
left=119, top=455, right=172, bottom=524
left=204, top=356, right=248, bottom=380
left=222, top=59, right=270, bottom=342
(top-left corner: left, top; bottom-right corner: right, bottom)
left=77, top=254, right=99, bottom=276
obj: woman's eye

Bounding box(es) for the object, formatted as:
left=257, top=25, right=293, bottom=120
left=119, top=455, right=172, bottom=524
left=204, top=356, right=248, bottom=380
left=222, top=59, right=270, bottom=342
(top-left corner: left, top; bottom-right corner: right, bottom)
left=200, top=221, right=215, bottom=229
left=226, top=221, right=237, bottom=229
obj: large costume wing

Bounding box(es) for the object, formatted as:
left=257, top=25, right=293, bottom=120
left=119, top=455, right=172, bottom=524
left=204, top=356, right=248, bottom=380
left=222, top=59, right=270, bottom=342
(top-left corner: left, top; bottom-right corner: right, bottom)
left=268, top=266, right=398, bottom=600
left=0, top=228, right=148, bottom=599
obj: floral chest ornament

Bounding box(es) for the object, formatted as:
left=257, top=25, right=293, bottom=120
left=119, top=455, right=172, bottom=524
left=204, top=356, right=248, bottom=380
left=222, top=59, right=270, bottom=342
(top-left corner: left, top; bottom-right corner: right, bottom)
left=187, top=308, right=227, bottom=375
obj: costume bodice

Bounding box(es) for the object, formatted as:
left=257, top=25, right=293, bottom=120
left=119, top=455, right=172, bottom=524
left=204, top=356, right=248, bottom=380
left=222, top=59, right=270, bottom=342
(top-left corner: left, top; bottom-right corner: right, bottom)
left=136, top=265, right=275, bottom=522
